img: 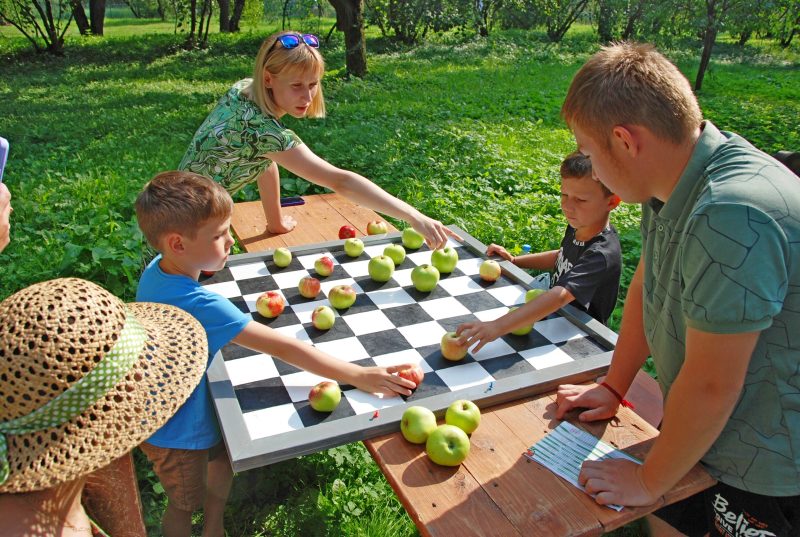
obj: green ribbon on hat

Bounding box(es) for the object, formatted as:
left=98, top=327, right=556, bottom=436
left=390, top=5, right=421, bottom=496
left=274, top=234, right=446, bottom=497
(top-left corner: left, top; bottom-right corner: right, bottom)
left=0, top=310, right=147, bottom=486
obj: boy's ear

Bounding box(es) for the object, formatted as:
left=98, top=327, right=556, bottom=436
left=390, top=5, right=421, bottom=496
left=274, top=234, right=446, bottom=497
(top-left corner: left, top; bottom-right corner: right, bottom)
left=164, top=232, right=185, bottom=255
left=608, top=194, right=622, bottom=209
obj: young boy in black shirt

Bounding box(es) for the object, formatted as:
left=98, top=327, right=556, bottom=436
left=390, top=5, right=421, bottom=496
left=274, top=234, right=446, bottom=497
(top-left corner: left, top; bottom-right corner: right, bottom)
left=457, top=152, right=622, bottom=352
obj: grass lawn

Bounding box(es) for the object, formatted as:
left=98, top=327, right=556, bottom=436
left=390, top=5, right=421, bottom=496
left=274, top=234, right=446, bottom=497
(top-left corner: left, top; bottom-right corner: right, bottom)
left=1, top=16, right=798, bottom=536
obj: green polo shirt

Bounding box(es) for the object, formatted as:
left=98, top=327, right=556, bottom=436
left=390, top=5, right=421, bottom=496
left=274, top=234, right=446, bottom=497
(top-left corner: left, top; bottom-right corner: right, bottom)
left=641, top=121, right=800, bottom=495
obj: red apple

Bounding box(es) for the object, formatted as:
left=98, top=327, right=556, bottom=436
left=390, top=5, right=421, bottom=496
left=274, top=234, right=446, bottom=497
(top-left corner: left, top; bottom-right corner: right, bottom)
left=308, top=381, right=341, bottom=412
left=397, top=364, right=424, bottom=386
left=314, top=256, right=335, bottom=277
left=200, top=270, right=216, bottom=277
left=298, top=276, right=321, bottom=299
left=255, top=290, right=285, bottom=318
left=328, top=284, right=357, bottom=310
left=338, top=225, right=357, bottom=239
left=367, top=220, right=389, bottom=235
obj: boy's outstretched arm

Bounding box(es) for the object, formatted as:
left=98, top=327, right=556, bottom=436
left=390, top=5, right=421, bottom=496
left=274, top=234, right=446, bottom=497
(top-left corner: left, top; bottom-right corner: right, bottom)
left=456, top=286, right=574, bottom=353
left=486, top=243, right=558, bottom=270
left=556, top=257, right=651, bottom=422
left=579, top=328, right=758, bottom=507
left=233, top=321, right=416, bottom=396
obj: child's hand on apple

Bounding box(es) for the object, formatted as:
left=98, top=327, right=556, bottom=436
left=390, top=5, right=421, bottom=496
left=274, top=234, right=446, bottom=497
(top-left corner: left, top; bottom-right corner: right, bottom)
left=486, top=243, right=513, bottom=262
left=455, top=320, right=502, bottom=353
left=351, top=364, right=417, bottom=396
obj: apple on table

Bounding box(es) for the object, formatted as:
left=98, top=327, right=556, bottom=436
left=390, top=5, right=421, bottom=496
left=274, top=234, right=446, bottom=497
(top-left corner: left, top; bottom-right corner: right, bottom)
left=367, top=220, right=389, bottom=235
left=308, top=381, right=341, bottom=412
left=338, top=225, right=357, bottom=239
left=368, top=255, right=395, bottom=282
left=397, top=364, right=424, bottom=386
left=255, top=290, right=285, bottom=318
left=426, top=424, right=470, bottom=466
left=383, top=243, right=406, bottom=266
left=445, top=399, right=481, bottom=434
left=411, top=264, right=440, bottom=292
left=431, top=246, right=458, bottom=274
left=298, top=276, right=321, bottom=299
left=344, top=237, right=364, bottom=258
left=507, top=306, right=534, bottom=335
left=400, top=406, right=437, bottom=444
left=401, top=227, right=425, bottom=250
left=273, top=247, right=292, bottom=268
left=328, top=284, right=357, bottom=310
left=440, top=331, right=469, bottom=361
left=311, top=305, right=336, bottom=330
left=479, top=259, right=502, bottom=282
left=314, top=256, right=335, bottom=277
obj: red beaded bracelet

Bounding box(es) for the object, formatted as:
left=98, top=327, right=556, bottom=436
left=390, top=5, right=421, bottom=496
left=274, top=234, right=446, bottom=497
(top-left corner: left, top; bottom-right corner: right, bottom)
left=600, top=381, right=635, bottom=409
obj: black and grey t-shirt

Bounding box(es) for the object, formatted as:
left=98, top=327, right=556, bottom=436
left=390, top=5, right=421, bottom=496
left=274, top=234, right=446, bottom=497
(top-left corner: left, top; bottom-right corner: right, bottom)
left=552, top=225, right=621, bottom=325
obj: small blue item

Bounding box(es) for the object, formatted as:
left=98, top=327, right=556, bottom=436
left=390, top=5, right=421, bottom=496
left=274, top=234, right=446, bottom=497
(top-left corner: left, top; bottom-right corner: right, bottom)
left=522, top=244, right=531, bottom=253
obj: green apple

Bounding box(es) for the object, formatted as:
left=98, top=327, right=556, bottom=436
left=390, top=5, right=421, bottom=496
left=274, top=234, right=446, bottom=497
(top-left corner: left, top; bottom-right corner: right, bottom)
left=525, top=288, right=546, bottom=302
left=367, top=220, right=389, bottom=235
left=311, top=305, right=336, bottom=330
left=255, top=290, right=285, bottom=318
left=431, top=247, right=459, bottom=274
left=314, top=256, right=335, bottom=277
left=308, top=381, right=341, bottom=412
left=273, top=247, right=292, bottom=268
left=507, top=306, right=533, bottom=335
left=401, top=227, right=425, bottom=250
left=479, top=259, right=502, bottom=282
left=400, top=406, right=437, bottom=444
left=411, top=264, right=440, bottom=292
left=425, top=424, right=470, bottom=466
left=328, top=284, right=357, bottom=310
left=440, top=332, right=468, bottom=361
left=344, top=237, right=364, bottom=257
left=383, top=243, right=406, bottom=266
left=368, top=255, right=395, bottom=282
left=445, top=399, right=481, bottom=435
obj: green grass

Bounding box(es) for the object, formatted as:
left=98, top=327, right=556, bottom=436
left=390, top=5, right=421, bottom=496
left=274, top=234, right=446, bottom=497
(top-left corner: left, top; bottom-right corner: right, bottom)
left=1, top=19, right=798, bottom=537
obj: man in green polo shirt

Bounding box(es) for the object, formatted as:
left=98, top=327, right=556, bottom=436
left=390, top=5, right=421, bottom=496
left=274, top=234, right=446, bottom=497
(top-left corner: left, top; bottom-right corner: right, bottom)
left=554, top=42, right=799, bottom=536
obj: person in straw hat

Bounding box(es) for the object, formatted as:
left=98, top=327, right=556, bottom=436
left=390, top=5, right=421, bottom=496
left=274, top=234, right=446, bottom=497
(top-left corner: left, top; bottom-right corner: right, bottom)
left=0, top=277, right=208, bottom=536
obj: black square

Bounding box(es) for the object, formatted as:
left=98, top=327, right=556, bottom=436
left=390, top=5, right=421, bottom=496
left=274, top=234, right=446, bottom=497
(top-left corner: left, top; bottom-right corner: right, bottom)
left=333, top=251, right=366, bottom=264
left=354, top=275, right=399, bottom=293
left=304, top=320, right=355, bottom=343
left=283, top=284, right=321, bottom=305
left=357, top=329, right=413, bottom=357
left=557, top=336, right=608, bottom=359
left=436, top=314, right=479, bottom=333
left=220, top=342, right=259, bottom=361
left=501, top=329, right=551, bottom=352
left=381, top=303, right=434, bottom=328
left=265, top=257, right=304, bottom=272
left=479, top=354, right=535, bottom=379
left=199, top=267, right=234, bottom=284
left=471, top=274, right=512, bottom=289
left=236, top=377, right=292, bottom=412
left=404, top=371, right=451, bottom=402
left=236, top=275, right=279, bottom=295
left=452, top=246, right=478, bottom=259
left=417, top=343, right=476, bottom=370
left=228, top=296, right=250, bottom=315
left=456, top=291, right=505, bottom=313
left=312, top=264, right=349, bottom=281
left=252, top=310, right=301, bottom=329
left=336, top=293, right=378, bottom=316
left=272, top=357, right=303, bottom=376
left=437, top=267, right=466, bottom=280
left=294, top=397, right=356, bottom=427
left=403, top=285, right=452, bottom=302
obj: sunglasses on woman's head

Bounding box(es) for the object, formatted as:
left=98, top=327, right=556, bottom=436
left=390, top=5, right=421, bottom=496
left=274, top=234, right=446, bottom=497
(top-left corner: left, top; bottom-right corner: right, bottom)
left=275, top=33, right=320, bottom=50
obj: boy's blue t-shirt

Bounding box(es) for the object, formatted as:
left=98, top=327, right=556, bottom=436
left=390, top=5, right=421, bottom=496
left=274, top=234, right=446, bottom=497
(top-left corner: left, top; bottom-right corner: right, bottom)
left=136, top=255, right=250, bottom=450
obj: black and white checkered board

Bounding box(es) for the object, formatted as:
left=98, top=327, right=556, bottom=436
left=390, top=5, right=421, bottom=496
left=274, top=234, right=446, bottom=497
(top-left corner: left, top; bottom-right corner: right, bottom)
left=203, top=226, right=617, bottom=471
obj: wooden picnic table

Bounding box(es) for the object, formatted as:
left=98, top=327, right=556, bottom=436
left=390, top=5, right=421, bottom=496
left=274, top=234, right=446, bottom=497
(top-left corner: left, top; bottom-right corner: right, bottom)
left=231, top=193, right=717, bottom=537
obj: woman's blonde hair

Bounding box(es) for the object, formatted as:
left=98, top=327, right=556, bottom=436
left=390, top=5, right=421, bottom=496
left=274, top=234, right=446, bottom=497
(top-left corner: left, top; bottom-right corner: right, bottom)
left=562, top=42, right=702, bottom=147
left=247, top=31, right=326, bottom=119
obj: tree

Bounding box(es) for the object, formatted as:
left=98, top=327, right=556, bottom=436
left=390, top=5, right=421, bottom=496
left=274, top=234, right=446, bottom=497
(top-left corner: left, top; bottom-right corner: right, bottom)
left=0, top=0, right=73, bottom=53
left=218, top=0, right=245, bottom=31
left=471, top=0, right=505, bottom=36
left=328, top=0, right=367, bottom=77
left=69, top=0, right=89, bottom=34
left=531, top=0, right=589, bottom=42
left=89, top=0, right=104, bottom=34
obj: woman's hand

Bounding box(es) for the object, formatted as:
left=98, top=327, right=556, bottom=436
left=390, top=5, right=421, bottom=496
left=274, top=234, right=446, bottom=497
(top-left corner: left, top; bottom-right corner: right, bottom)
left=410, top=215, right=461, bottom=250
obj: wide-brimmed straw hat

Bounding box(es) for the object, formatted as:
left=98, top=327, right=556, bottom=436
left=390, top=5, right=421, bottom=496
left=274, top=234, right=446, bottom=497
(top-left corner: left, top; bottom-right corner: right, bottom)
left=0, top=278, right=207, bottom=493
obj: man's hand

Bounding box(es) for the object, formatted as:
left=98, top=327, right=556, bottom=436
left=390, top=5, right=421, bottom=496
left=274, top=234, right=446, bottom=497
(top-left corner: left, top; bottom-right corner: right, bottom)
left=351, top=364, right=417, bottom=396
left=555, top=383, right=620, bottom=422
left=579, top=458, right=659, bottom=507
left=486, top=243, right=513, bottom=262
left=455, top=320, right=501, bottom=353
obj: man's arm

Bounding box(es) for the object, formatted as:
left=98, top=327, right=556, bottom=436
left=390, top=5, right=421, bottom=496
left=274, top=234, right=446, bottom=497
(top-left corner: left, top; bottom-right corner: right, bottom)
left=556, top=257, right=650, bottom=421
left=580, top=328, right=758, bottom=506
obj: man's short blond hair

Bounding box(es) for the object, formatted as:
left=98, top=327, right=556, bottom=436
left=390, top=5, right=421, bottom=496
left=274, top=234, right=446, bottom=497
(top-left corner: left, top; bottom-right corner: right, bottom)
left=135, top=171, right=233, bottom=250
left=562, top=42, right=702, bottom=146
left=245, top=31, right=326, bottom=119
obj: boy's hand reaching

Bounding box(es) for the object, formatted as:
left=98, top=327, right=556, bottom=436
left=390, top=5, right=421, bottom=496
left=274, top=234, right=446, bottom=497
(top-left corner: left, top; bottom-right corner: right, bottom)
left=350, top=364, right=417, bottom=397
left=555, top=383, right=620, bottom=422
left=456, top=320, right=501, bottom=353
left=486, top=243, right=513, bottom=262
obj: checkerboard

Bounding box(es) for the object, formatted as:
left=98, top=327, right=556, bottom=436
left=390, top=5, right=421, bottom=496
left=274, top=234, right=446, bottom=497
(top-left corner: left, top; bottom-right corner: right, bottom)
left=203, top=227, right=617, bottom=471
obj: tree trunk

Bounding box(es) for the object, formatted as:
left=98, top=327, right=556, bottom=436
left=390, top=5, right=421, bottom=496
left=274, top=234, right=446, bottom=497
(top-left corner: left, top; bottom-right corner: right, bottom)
left=229, top=0, right=245, bottom=32
left=89, top=0, right=105, bottom=35
left=328, top=0, right=367, bottom=78
left=622, top=0, right=646, bottom=39
left=596, top=0, right=614, bottom=42
left=71, top=0, right=90, bottom=35
left=218, top=0, right=230, bottom=31
left=695, top=0, right=718, bottom=91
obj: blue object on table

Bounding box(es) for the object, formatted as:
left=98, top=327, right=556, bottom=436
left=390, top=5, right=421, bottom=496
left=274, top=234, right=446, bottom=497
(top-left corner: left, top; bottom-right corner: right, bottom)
left=0, top=137, right=8, bottom=183
left=522, top=244, right=531, bottom=253
left=280, top=196, right=305, bottom=207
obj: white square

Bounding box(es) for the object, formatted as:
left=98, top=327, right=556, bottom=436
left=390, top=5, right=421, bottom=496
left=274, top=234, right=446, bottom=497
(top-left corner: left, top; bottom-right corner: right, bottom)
left=486, top=284, right=528, bottom=306
left=320, top=277, right=363, bottom=297
left=243, top=403, right=304, bottom=440
left=534, top=317, right=587, bottom=343
left=342, top=309, right=395, bottom=336
left=474, top=307, right=509, bottom=322
left=363, top=244, right=388, bottom=258
left=391, top=268, right=414, bottom=288
left=406, top=250, right=433, bottom=266
left=419, top=296, right=471, bottom=320
left=343, top=389, right=405, bottom=415
left=366, top=287, right=416, bottom=309
left=280, top=370, right=333, bottom=402
left=438, top=276, right=484, bottom=296
left=228, top=261, right=270, bottom=280
left=371, top=349, right=431, bottom=372
left=270, top=269, right=309, bottom=290
left=520, top=344, right=574, bottom=369
left=272, top=323, right=312, bottom=343
left=398, top=321, right=447, bottom=347
left=470, top=338, right=516, bottom=361
left=242, top=290, right=286, bottom=314
left=225, top=354, right=279, bottom=386
left=340, top=259, right=371, bottom=278
left=314, top=337, right=370, bottom=362
left=436, top=362, right=494, bottom=391
left=297, top=251, right=339, bottom=271
left=456, top=257, right=484, bottom=276
left=204, top=280, right=241, bottom=299
left=290, top=299, right=330, bottom=324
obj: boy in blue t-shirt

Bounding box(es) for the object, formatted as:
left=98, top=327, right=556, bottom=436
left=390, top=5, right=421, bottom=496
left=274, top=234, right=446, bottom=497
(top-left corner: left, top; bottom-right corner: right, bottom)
left=135, top=171, right=416, bottom=537
left=456, top=152, right=622, bottom=352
